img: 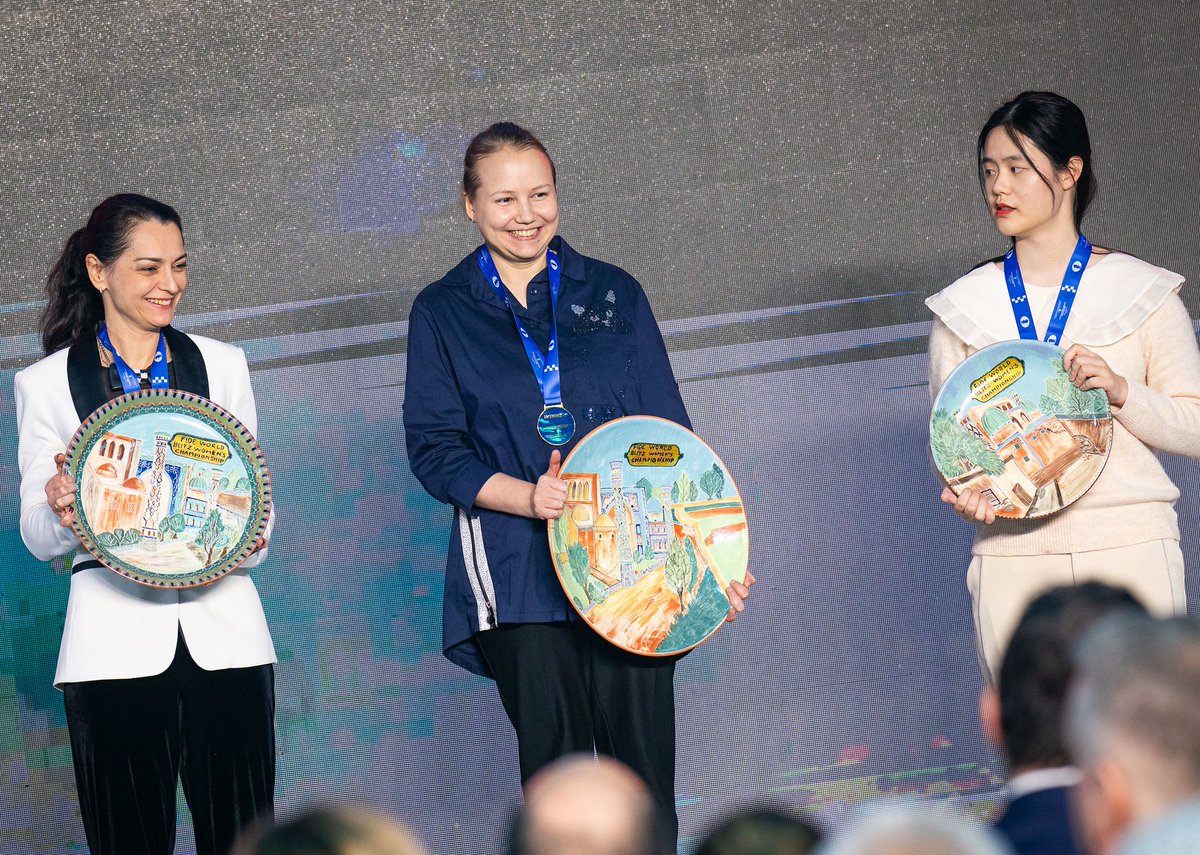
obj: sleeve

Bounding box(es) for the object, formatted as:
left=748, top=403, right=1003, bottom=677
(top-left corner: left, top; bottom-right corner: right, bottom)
left=15, top=369, right=82, bottom=562
left=1111, top=292, right=1200, bottom=459
left=226, top=346, right=273, bottom=569
left=632, top=283, right=691, bottom=431
left=403, top=300, right=500, bottom=511
left=928, top=316, right=971, bottom=403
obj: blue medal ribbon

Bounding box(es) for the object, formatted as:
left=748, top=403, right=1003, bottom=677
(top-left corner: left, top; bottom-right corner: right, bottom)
left=1003, top=233, right=1092, bottom=346
left=477, top=246, right=575, bottom=445
left=98, top=324, right=169, bottom=394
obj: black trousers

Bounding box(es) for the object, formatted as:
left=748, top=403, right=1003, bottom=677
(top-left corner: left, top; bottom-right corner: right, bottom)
left=62, top=633, right=275, bottom=855
left=476, top=621, right=678, bottom=840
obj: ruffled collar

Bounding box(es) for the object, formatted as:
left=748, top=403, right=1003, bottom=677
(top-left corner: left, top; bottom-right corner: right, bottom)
left=927, top=252, right=1184, bottom=349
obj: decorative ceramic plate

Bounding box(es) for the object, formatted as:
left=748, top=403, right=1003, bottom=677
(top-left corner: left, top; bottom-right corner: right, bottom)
left=931, top=340, right=1112, bottom=520
left=65, top=389, right=271, bottom=587
left=548, top=416, right=749, bottom=656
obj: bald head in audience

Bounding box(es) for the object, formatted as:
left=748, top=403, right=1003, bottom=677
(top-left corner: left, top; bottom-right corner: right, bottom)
left=1065, top=615, right=1200, bottom=854
left=508, top=754, right=664, bottom=855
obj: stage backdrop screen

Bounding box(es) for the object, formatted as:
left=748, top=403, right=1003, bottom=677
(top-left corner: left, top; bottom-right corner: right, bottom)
left=0, top=1, right=1197, bottom=852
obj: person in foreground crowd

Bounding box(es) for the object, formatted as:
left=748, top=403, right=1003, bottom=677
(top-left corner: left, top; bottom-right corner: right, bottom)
left=403, top=122, right=754, bottom=841
left=1065, top=614, right=1200, bottom=854
left=927, top=90, right=1200, bottom=679
left=815, top=804, right=1013, bottom=855
left=14, top=193, right=277, bottom=855
left=980, top=582, right=1146, bottom=855
left=506, top=754, right=668, bottom=855
left=229, top=805, right=426, bottom=855
left=693, top=807, right=821, bottom=855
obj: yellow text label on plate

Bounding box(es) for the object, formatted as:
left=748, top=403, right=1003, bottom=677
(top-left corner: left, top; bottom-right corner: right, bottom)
left=169, top=433, right=231, bottom=465
left=625, top=442, right=683, bottom=467
left=971, top=357, right=1025, bottom=403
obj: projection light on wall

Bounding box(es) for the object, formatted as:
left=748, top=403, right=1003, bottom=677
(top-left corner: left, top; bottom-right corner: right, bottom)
left=289, top=126, right=468, bottom=236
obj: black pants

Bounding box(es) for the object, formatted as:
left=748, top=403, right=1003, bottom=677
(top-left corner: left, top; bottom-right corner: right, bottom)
left=476, top=621, right=678, bottom=840
left=62, top=633, right=275, bottom=855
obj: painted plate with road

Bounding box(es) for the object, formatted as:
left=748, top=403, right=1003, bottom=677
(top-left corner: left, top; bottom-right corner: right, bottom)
left=65, top=389, right=271, bottom=587
left=548, top=415, right=749, bottom=656
left=931, top=339, right=1111, bottom=520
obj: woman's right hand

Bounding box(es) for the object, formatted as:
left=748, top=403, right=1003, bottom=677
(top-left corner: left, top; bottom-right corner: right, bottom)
left=530, top=450, right=567, bottom=520
left=941, top=485, right=996, bottom=525
left=45, top=453, right=76, bottom=527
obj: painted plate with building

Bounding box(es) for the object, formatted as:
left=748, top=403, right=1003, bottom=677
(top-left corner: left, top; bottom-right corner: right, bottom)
left=548, top=415, right=749, bottom=656
left=931, top=340, right=1112, bottom=519
left=65, top=389, right=271, bottom=587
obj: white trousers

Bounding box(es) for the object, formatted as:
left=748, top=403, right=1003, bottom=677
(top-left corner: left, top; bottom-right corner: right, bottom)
left=967, top=538, right=1187, bottom=683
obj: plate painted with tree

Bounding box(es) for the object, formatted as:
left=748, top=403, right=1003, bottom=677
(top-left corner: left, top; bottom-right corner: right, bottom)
left=65, top=389, right=271, bottom=587
left=930, top=340, right=1111, bottom=520
left=548, top=415, right=749, bottom=656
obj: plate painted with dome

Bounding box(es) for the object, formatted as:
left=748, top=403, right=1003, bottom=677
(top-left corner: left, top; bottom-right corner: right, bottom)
left=548, top=415, right=749, bottom=656
left=931, top=339, right=1111, bottom=520
left=65, top=389, right=271, bottom=587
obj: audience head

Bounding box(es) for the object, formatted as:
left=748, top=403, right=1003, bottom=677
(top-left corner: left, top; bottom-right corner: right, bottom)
left=1065, top=614, right=1200, bottom=854
left=815, top=803, right=1012, bottom=855
left=693, top=807, right=821, bottom=855
left=508, top=754, right=664, bottom=855
left=228, top=805, right=425, bottom=855
left=979, top=582, right=1147, bottom=773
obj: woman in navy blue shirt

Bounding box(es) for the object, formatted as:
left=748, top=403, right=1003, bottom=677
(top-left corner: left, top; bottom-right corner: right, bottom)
left=404, top=122, right=752, bottom=839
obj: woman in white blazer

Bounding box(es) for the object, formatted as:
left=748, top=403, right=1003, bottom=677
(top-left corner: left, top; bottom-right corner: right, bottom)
left=15, top=194, right=277, bottom=855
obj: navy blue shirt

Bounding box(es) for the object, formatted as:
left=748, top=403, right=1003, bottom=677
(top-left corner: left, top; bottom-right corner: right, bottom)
left=404, top=237, right=690, bottom=676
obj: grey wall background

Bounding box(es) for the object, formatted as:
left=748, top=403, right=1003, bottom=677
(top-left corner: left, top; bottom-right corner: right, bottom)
left=0, top=1, right=1197, bottom=853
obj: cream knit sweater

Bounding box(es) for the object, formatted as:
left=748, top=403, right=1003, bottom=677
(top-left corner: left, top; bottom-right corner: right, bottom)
left=927, top=252, right=1200, bottom=556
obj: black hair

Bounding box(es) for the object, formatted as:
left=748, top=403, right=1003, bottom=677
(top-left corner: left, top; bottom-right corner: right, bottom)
left=693, top=808, right=821, bottom=855
left=977, top=91, right=1097, bottom=231
left=462, top=122, right=556, bottom=199
left=40, top=193, right=183, bottom=355
left=999, top=582, right=1147, bottom=770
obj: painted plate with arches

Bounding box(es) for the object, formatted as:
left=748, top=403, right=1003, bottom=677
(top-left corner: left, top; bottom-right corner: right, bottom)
left=65, top=389, right=271, bottom=587
left=931, top=339, right=1111, bottom=520
left=548, top=415, right=749, bottom=657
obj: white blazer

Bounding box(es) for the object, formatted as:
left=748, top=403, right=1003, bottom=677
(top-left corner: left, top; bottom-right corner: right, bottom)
left=15, top=330, right=277, bottom=686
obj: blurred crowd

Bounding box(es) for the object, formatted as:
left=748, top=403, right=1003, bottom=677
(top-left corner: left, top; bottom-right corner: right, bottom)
left=227, top=585, right=1200, bottom=855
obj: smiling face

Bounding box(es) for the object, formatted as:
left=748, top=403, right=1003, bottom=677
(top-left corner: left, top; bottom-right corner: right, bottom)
left=87, top=218, right=187, bottom=339
left=981, top=127, right=1081, bottom=241
left=463, top=146, right=559, bottom=276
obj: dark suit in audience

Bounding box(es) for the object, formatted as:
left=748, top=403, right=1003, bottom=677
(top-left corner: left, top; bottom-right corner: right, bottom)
left=980, top=583, right=1146, bottom=855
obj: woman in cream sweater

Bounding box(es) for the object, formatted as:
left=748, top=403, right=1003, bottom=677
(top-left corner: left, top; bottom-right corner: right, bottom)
left=927, top=91, right=1200, bottom=677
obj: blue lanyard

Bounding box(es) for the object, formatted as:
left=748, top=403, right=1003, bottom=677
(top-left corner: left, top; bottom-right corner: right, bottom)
left=1003, top=233, right=1092, bottom=346
left=477, top=246, right=563, bottom=407
left=97, top=324, right=169, bottom=394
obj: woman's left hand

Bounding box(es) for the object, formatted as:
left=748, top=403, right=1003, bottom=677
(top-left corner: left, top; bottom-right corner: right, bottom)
left=725, top=571, right=756, bottom=623
left=1063, top=345, right=1128, bottom=407
left=248, top=537, right=268, bottom=555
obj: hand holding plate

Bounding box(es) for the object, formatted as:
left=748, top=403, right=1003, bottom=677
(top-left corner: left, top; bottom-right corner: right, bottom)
left=530, top=450, right=567, bottom=520
left=1063, top=344, right=1128, bottom=407
left=724, top=571, right=756, bottom=623
left=45, top=453, right=76, bottom=527
left=941, top=485, right=997, bottom=525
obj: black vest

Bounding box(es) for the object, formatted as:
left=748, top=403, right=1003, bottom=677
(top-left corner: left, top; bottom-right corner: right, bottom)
left=65, top=326, right=210, bottom=421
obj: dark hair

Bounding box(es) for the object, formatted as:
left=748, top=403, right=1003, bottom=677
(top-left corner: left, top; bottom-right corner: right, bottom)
left=977, top=91, right=1096, bottom=231
left=40, top=193, right=183, bottom=355
left=999, top=582, right=1147, bottom=770
left=694, top=808, right=821, bottom=855
left=462, top=122, right=556, bottom=199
